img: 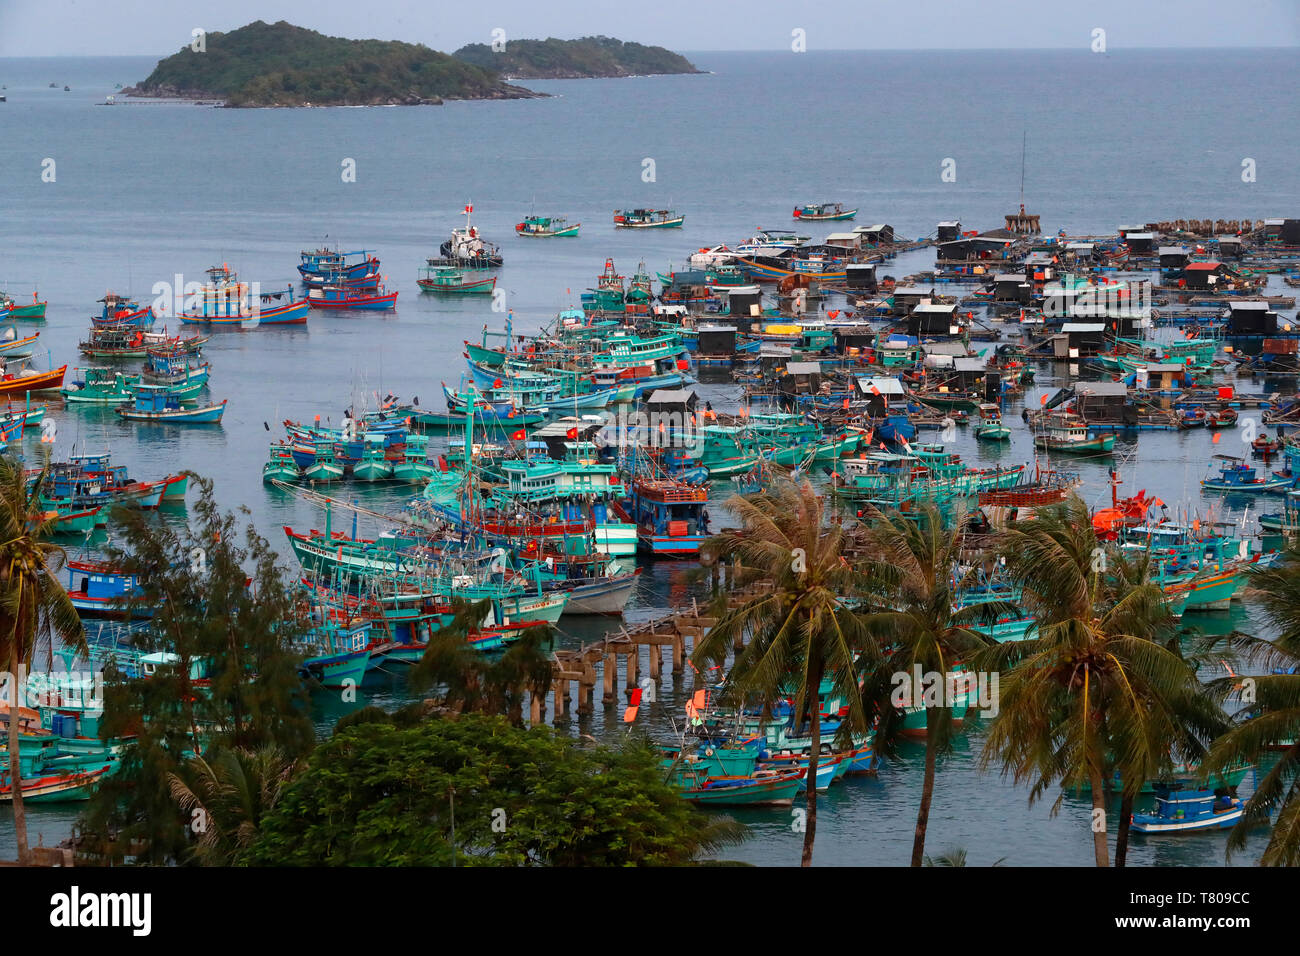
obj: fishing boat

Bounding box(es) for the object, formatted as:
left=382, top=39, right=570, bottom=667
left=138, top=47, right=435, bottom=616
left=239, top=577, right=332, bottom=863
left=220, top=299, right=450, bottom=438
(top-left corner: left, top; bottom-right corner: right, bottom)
left=1130, top=783, right=1244, bottom=834
left=263, top=443, right=301, bottom=483
left=617, top=475, right=710, bottom=557
left=671, top=764, right=806, bottom=807
left=65, top=560, right=151, bottom=619
left=297, top=249, right=379, bottom=283
left=430, top=205, right=503, bottom=268
left=973, top=403, right=1011, bottom=441
left=353, top=433, right=397, bottom=481
left=417, top=266, right=496, bottom=295
left=61, top=367, right=144, bottom=404
left=1201, top=455, right=1291, bottom=495
left=613, top=208, right=684, bottom=229
left=302, top=441, right=345, bottom=482
left=792, top=202, right=857, bottom=221
left=179, top=266, right=309, bottom=327
left=91, top=293, right=152, bottom=329
left=515, top=215, right=580, bottom=238
left=308, top=283, right=398, bottom=310
left=0, top=362, right=66, bottom=397
left=297, top=618, right=372, bottom=689
left=1033, top=412, right=1116, bottom=455
left=0, top=326, right=40, bottom=358
left=79, top=327, right=206, bottom=359
left=114, top=385, right=227, bottom=424
left=1, top=290, right=48, bottom=320
left=393, top=434, right=436, bottom=483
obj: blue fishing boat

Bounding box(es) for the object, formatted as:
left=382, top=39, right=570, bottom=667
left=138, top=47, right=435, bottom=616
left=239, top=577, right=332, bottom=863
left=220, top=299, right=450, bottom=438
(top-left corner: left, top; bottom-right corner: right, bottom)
left=91, top=293, right=153, bottom=329
left=65, top=560, right=151, bottom=619
left=1201, top=455, right=1291, bottom=495
left=178, top=267, right=309, bottom=327
left=618, top=475, right=710, bottom=558
left=298, top=249, right=379, bottom=283
left=297, top=617, right=372, bottom=689
left=1131, top=783, right=1246, bottom=834
left=115, top=384, right=227, bottom=424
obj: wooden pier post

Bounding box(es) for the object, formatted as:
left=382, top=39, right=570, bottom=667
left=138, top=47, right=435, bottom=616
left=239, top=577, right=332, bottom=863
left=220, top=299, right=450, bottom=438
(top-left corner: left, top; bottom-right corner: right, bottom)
left=626, top=647, right=639, bottom=688
left=649, top=644, right=662, bottom=681
left=603, top=651, right=617, bottom=704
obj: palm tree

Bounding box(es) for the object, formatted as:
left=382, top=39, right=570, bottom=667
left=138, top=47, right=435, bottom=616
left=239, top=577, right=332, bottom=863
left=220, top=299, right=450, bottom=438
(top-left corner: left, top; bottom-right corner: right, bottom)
left=1202, top=546, right=1300, bottom=865
left=168, top=745, right=301, bottom=865
left=692, top=477, right=874, bottom=867
left=0, top=454, right=86, bottom=864
left=978, top=497, right=1212, bottom=867
left=853, top=502, right=1009, bottom=866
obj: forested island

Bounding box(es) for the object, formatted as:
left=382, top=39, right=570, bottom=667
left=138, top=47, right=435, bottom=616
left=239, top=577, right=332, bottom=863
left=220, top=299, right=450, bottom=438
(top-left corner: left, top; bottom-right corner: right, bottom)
left=452, top=36, right=702, bottom=79
left=123, top=21, right=538, bottom=107
left=123, top=22, right=700, bottom=107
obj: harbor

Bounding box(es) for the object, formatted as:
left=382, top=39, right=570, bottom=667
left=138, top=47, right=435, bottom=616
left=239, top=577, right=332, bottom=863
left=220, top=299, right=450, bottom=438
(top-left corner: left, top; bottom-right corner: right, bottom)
left=1, top=36, right=1299, bottom=880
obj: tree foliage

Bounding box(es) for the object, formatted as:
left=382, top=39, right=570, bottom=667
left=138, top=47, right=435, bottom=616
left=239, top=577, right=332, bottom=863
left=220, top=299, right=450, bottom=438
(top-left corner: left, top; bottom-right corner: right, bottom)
left=453, top=36, right=700, bottom=78
left=131, top=20, right=529, bottom=106
left=75, top=475, right=313, bottom=863
left=243, top=713, right=746, bottom=866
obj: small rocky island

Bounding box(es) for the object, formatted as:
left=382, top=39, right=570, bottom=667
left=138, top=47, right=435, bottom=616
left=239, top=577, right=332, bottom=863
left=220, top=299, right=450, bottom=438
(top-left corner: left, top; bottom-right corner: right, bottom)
left=123, top=20, right=539, bottom=107
left=452, top=36, right=702, bottom=79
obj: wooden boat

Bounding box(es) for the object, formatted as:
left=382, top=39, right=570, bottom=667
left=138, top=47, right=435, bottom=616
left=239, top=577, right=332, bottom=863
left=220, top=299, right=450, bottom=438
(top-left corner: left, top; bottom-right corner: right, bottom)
left=61, top=367, right=143, bottom=404
left=792, top=202, right=857, bottom=222
left=1201, top=455, right=1291, bottom=495
left=973, top=402, right=1011, bottom=441
left=613, top=208, right=684, bottom=229
left=308, top=283, right=398, bottom=310
left=0, top=325, right=39, bottom=358
left=0, top=363, right=66, bottom=397
left=417, top=266, right=496, bottom=295
left=302, top=441, right=345, bottom=482
left=1, top=291, right=47, bottom=320
left=515, top=215, right=580, bottom=238
left=115, top=385, right=227, bottom=424
left=1130, top=783, right=1244, bottom=834
left=672, top=765, right=806, bottom=807
left=263, top=443, right=301, bottom=483
left=90, top=293, right=152, bottom=329
left=180, top=266, right=309, bottom=327
left=352, top=433, right=396, bottom=481
left=1033, top=413, right=1115, bottom=455
left=79, top=327, right=206, bottom=358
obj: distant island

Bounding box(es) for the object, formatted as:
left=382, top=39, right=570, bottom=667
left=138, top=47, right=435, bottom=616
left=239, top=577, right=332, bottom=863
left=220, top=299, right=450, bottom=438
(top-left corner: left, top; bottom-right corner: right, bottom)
left=123, top=20, right=539, bottom=107
left=452, top=36, right=702, bottom=80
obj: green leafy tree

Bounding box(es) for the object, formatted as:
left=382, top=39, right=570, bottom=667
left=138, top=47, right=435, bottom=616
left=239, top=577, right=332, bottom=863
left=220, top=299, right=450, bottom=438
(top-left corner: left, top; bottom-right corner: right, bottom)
left=693, top=478, right=873, bottom=867
left=76, top=475, right=312, bottom=863
left=0, top=454, right=86, bottom=864
left=243, top=714, right=746, bottom=866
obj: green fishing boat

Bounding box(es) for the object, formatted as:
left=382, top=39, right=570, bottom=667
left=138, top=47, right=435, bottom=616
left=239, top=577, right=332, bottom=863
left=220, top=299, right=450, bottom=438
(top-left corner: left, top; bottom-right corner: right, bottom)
left=417, top=265, right=497, bottom=295
left=353, top=433, right=396, bottom=481
left=1, top=291, right=47, bottom=320
left=303, top=441, right=344, bottom=482
left=515, top=215, right=580, bottom=238
left=263, top=443, right=300, bottom=483
left=973, top=403, right=1011, bottom=441
left=393, top=434, right=436, bottom=483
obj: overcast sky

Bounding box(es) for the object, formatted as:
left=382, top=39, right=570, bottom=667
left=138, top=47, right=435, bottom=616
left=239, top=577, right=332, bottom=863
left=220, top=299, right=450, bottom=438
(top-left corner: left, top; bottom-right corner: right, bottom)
left=2, top=0, right=1297, bottom=57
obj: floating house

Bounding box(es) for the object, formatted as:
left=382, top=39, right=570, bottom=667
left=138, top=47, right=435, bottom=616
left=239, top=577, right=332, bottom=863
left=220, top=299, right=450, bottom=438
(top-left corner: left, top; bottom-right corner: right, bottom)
left=936, top=220, right=962, bottom=242
left=1125, top=232, right=1156, bottom=255
left=907, top=303, right=962, bottom=338
left=854, top=224, right=895, bottom=245
left=1158, top=246, right=1190, bottom=270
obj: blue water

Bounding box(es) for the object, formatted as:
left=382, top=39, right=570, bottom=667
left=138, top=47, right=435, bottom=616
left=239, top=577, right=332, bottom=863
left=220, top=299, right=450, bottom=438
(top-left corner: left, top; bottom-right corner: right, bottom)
left=1, top=48, right=1295, bottom=864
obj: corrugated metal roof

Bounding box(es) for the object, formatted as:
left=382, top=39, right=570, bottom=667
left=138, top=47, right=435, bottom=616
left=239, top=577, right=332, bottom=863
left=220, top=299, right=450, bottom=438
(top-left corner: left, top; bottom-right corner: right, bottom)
left=855, top=376, right=905, bottom=394
left=1061, top=323, right=1106, bottom=332
left=786, top=362, right=823, bottom=374
left=646, top=389, right=697, bottom=404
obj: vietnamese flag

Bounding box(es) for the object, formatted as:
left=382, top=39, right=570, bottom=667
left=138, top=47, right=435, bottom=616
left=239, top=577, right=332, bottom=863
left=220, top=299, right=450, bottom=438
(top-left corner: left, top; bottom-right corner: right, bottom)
left=493, top=378, right=503, bottom=388
left=566, top=427, right=579, bottom=439
left=512, top=429, right=526, bottom=440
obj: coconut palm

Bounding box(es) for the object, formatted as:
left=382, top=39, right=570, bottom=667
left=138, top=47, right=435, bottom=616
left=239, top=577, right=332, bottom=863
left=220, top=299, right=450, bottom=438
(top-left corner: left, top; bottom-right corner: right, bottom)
left=692, top=477, right=874, bottom=867
left=1202, top=547, right=1300, bottom=865
left=853, top=502, right=1010, bottom=866
left=978, top=496, right=1215, bottom=867
left=0, top=454, right=86, bottom=864
left=168, top=745, right=302, bottom=865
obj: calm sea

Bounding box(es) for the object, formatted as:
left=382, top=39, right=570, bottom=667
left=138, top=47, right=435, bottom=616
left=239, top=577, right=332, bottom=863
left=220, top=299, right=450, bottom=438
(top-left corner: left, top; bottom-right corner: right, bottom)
left=0, top=48, right=1296, bottom=864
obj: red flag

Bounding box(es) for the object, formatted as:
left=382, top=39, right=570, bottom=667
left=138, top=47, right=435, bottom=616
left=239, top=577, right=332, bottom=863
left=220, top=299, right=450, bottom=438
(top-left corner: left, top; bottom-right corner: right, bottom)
left=493, top=378, right=503, bottom=388
left=566, top=427, right=578, bottom=440
left=1212, top=432, right=1221, bottom=444
left=629, top=688, right=643, bottom=707
left=464, top=203, right=473, bottom=214
left=870, top=384, right=881, bottom=396
left=512, top=429, right=526, bottom=440
left=622, top=706, right=639, bottom=723
left=1040, top=394, right=1048, bottom=406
